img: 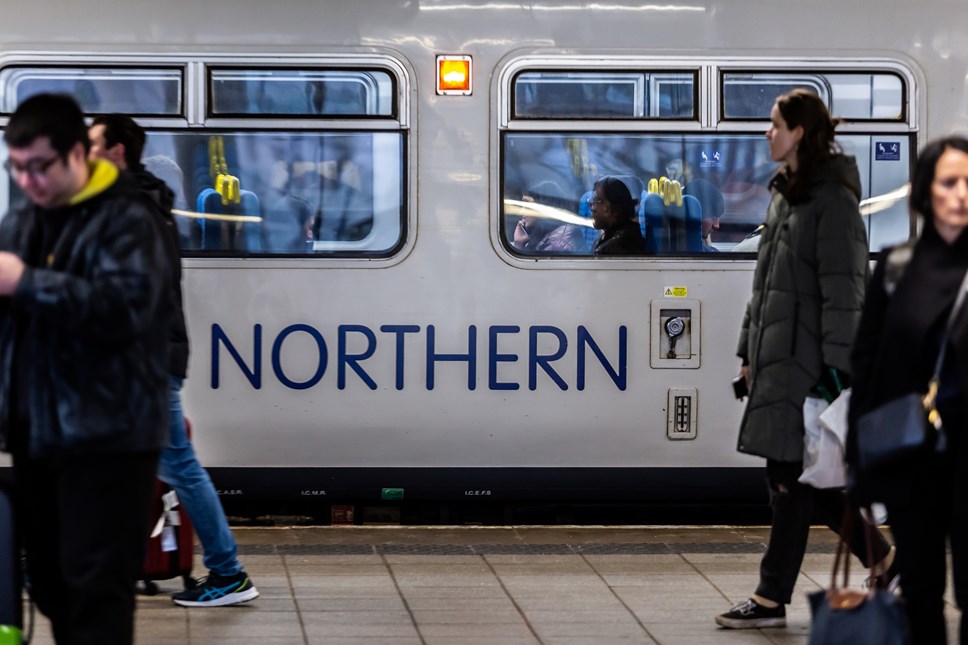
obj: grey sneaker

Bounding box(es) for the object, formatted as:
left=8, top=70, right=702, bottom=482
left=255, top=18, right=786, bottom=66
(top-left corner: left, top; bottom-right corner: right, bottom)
left=715, top=598, right=786, bottom=629
left=171, top=570, right=259, bottom=607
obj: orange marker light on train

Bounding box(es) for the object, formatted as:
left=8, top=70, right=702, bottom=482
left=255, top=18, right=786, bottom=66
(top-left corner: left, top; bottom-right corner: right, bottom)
left=436, top=55, right=472, bottom=95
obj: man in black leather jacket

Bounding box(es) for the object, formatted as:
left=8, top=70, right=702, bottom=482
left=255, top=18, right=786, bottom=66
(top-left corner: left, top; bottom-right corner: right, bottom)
left=0, top=94, right=171, bottom=644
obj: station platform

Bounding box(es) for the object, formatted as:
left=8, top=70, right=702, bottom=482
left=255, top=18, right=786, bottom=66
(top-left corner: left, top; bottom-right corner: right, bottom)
left=22, top=525, right=957, bottom=644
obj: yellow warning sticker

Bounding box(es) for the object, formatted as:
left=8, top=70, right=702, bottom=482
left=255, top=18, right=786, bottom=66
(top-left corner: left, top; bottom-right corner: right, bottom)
left=663, top=286, right=688, bottom=297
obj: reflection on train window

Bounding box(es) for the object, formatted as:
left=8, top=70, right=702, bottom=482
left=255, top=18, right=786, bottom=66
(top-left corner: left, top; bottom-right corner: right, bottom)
left=722, top=72, right=904, bottom=120
left=209, top=69, right=395, bottom=117
left=513, top=71, right=695, bottom=119
left=0, top=67, right=183, bottom=116
left=80, top=131, right=402, bottom=257
left=502, top=132, right=913, bottom=255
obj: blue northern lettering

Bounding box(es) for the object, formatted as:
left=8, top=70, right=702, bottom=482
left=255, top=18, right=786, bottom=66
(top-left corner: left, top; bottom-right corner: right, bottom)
left=489, top=325, right=520, bottom=391
left=211, top=323, right=627, bottom=392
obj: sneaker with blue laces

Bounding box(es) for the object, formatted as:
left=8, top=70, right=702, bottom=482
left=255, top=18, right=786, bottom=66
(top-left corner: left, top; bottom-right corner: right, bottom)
left=171, top=570, right=259, bottom=607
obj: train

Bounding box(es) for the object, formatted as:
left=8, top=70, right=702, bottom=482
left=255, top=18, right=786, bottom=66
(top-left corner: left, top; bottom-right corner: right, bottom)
left=0, top=0, right=965, bottom=522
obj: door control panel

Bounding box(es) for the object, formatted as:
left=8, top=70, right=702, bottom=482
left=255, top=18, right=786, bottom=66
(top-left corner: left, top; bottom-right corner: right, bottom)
left=650, top=299, right=700, bottom=368
left=667, top=387, right=698, bottom=440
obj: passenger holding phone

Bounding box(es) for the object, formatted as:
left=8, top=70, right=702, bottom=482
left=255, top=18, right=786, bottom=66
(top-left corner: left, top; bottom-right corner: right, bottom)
left=715, top=89, right=895, bottom=630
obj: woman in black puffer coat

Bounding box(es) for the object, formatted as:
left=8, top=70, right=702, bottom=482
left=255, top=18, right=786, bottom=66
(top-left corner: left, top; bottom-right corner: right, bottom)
left=716, top=89, right=894, bottom=630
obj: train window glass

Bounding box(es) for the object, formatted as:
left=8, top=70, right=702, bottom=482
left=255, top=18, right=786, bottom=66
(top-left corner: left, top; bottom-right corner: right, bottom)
left=838, top=133, right=913, bottom=251
left=0, top=67, right=182, bottom=116
left=502, top=132, right=912, bottom=256
left=0, top=131, right=404, bottom=257
left=209, top=69, right=395, bottom=117
left=502, top=133, right=773, bottom=255
left=513, top=71, right=695, bottom=119
left=722, top=72, right=904, bottom=120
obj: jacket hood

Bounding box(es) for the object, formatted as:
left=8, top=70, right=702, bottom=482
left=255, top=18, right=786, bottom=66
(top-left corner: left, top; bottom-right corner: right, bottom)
left=68, top=159, right=119, bottom=206
left=130, top=166, right=175, bottom=214
left=810, top=154, right=862, bottom=201
left=771, top=154, right=862, bottom=204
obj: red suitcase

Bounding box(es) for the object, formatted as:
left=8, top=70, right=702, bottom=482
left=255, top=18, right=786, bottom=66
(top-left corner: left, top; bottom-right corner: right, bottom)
left=140, top=419, right=196, bottom=596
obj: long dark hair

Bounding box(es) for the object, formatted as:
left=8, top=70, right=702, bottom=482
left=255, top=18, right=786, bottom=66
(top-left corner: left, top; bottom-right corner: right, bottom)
left=773, top=89, right=843, bottom=202
left=594, top=176, right=638, bottom=223
left=909, top=135, right=968, bottom=219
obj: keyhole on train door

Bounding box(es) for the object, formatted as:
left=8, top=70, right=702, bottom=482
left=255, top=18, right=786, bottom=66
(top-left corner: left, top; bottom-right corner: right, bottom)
left=664, top=316, right=685, bottom=359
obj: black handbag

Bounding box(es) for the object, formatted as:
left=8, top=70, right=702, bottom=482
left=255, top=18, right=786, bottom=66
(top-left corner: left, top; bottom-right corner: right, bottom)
left=855, top=270, right=968, bottom=471
left=807, top=512, right=908, bottom=645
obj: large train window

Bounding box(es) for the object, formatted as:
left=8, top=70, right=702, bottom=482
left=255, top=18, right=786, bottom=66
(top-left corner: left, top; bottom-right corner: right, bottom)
left=0, top=66, right=183, bottom=116
left=0, top=58, right=408, bottom=259
left=722, top=72, right=905, bottom=121
left=499, top=59, right=917, bottom=259
left=503, top=133, right=771, bottom=254
left=513, top=71, right=695, bottom=119
left=208, top=68, right=395, bottom=117
left=146, top=131, right=404, bottom=255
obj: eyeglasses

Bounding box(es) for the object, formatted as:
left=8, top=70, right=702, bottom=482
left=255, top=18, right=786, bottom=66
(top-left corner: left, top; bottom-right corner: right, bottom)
left=3, top=154, right=62, bottom=180
left=589, top=198, right=605, bottom=206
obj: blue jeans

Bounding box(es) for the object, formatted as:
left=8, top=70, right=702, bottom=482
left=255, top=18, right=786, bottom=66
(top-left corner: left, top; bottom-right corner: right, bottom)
left=158, top=377, right=242, bottom=578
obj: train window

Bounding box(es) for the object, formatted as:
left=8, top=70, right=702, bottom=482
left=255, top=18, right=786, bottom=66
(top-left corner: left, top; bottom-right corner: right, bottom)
left=502, top=131, right=914, bottom=256
left=722, top=72, right=904, bottom=121
left=503, top=133, right=772, bottom=255
left=513, top=71, right=695, bottom=119
left=502, top=59, right=916, bottom=259
left=133, top=130, right=405, bottom=256
left=209, top=69, right=395, bottom=117
left=0, top=67, right=182, bottom=116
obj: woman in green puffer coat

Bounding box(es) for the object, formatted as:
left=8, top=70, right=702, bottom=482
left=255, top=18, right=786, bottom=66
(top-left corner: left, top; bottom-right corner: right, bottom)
left=715, top=89, right=896, bottom=630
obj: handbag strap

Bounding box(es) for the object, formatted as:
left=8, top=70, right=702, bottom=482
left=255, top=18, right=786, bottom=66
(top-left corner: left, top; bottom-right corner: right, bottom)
left=924, top=269, right=968, bottom=423
left=830, top=505, right=877, bottom=590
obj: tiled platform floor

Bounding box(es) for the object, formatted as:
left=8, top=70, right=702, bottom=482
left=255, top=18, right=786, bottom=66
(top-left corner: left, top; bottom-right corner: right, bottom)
left=21, top=526, right=958, bottom=644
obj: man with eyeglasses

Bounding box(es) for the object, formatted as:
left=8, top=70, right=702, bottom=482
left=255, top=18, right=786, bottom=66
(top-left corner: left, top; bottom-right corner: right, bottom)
left=0, top=93, right=171, bottom=644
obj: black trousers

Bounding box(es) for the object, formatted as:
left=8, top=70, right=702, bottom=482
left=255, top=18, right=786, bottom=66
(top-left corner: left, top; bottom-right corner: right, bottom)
left=755, top=460, right=892, bottom=604
left=13, top=450, right=160, bottom=645
left=886, top=444, right=968, bottom=645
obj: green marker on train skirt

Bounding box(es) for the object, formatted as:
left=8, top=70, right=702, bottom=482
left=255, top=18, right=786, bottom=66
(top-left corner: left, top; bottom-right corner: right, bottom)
left=381, top=488, right=405, bottom=501
left=0, top=625, right=22, bottom=645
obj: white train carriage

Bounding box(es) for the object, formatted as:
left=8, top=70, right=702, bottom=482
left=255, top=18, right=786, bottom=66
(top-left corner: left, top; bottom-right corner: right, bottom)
left=0, top=0, right=964, bottom=516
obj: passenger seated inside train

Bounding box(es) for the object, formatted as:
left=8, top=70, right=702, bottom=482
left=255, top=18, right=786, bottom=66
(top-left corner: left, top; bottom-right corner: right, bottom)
left=143, top=154, right=190, bottom=247
left=684, top=178, right=726, bottom=252
left=589, top=176, right=646, bottom=255
left=511, top=180, right=586, bottom=254
left=261, top=160, right=315, bottom=253
left=310, top=158, right=374, bottom=242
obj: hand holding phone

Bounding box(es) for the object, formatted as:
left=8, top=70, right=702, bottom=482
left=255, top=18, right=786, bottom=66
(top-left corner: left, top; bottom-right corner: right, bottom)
left=732, top=375, right=749, bottom=400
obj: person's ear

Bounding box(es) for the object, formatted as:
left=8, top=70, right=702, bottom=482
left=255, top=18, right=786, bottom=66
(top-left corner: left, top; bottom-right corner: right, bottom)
left=108, top=142, right=127, bottom=168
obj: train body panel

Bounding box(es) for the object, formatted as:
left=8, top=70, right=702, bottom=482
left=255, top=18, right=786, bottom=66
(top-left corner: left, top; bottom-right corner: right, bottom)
left=0, top=0, right=965, bottom=508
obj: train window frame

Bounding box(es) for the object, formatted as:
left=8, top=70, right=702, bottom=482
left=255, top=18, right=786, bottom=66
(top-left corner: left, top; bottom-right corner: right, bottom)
left=511, top=70, right=697, bottom=120
left=0, top=52, right=415, bottom=268
left=207, top=67, right=397, bottom=119
left=0, top=64, right=185, bottom=117
left=494, top=55, right=921, bottom=269
left=720, top=70, right=907, bottom=122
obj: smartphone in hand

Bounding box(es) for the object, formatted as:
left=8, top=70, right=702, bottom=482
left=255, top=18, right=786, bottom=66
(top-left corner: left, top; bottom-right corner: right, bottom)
left=731, top=375, right=749, bottom=400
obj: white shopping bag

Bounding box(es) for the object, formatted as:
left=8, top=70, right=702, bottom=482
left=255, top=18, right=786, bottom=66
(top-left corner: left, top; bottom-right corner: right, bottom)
left=799, top=389, right=851, bottom=489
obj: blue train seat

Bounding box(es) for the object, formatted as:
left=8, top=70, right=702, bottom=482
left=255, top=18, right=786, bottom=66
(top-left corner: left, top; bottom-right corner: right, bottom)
left=577, top=190, right=599, bottom=249
left=197, top=187, right=263, bottom=252
left=682, top=194, right=704, bottom=253
left=641, top=192, right=666, bottom=253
